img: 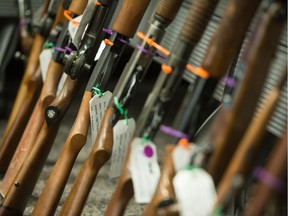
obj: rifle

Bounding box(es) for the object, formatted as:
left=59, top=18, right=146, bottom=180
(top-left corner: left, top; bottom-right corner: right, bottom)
left=244, top=131, right=287, bottom=216
left=206, top=0, right=287, bottom=186
left=58, top=0, right=153, bottom=215
left=0, top=0, right=89, bottom=214
left=0, top=0, right=62, bottom=174
left=32, top=1, right=119, bottom=215
left=104, top=0, right=220, bottom=215
left=214, top=63, right=287, bottom=213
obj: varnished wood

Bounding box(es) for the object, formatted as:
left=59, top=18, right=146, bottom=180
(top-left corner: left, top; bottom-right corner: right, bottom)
left=32, top=91, right=91, bottom=216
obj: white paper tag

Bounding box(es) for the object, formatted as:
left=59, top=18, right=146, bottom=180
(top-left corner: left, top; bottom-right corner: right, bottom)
left=39, top=49, right=52, bottom=82
left=56, top=73, right=68, bottom=95
left=68, top=15, right=83, bottom=43
left=172, top=143, right=195, bottom=172
left=89, top=91, right=112, bottom=145
left=129, top=137, right=161, bottom=203
left=109, top=118, right=135, bottom=178
left=173, top=168, right=217, bottom=216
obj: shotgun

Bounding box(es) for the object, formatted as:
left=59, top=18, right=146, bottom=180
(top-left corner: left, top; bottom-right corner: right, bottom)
left=214, top=64, right=287, bottom=213
left=0, top=0, right=89, bottom=214
left=244, top=131, right=287, bottom=216
left=206, top=0, right=287, bottom=186
left=0, top=0, right=62, bottom=174
left=32, top=1, right=119, bottom=215
left=104, top=1, right=220, bottom=215
left=58, top=0, right=153, bottom=215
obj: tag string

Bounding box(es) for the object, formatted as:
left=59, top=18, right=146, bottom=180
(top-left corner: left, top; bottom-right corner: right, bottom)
left=114, top=97, right=128, bottom=124
left=42, top=41, right=54, bottom=50
left=92, top=84, right=104, bottom=97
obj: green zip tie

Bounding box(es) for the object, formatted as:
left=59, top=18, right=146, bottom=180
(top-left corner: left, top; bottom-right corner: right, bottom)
left=92, top=84, right=104, bottom=97
left=114, top=96, right=128, bottom=124
left=141, top=135, right=150, bottom=144
left=213, top=206, right=224, bottom=216
left=42, top=41, right=55, bottom=52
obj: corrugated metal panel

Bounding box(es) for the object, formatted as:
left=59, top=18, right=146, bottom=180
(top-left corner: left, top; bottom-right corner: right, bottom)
left=154, top=0, right=287, bottom=137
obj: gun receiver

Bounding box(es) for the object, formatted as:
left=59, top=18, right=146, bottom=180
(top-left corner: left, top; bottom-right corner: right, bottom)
left=244, top=131, right=287, bottom=216
left=206, top=0, right=287, bottom=186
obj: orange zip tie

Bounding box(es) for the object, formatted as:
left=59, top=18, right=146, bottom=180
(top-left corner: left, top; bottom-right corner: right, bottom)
left=137, top=32, right=170, bottom=56
left=64, top=10, right=80, bottom=26
left=161, top=64, right=173, bottom=74
left=178, top=138, right=190, bottom=149
left=104, top=39, right=114, bottom=46
left=186, top=64, right=209, bottom=79
left=95, top=1, right=102, bottom=5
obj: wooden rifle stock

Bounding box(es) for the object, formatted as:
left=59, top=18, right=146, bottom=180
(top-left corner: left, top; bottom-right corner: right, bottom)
left=59, top=107, right=114, bottom=216
left=244, top=132, right=287, bottom=216
left=206, top=0, right=286, bottom=186
left=0, top=0, right=66, bottom=174
left=31, top=91, right=91, bottom=216
left=0, top=61, right=64, bottom=197
left=0, top=77, right=80, bottom=215
left=214, top=68, right=287, bottom=212
left=142, top=145, right=177, bottom=216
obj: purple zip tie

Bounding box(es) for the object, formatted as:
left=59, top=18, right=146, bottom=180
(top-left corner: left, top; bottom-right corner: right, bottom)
left=103, top=28, right=113, bottom=35
left=253, top=166, right=286, bottom=192
left=65, top=46, right=73, bottom=53
left=118, top=37, right=130, bottom=44
left=54, top=46, right=72, bottom=53
left=159, top=124, right=190, bottom=139
left=135, top=44, right=167, bottom=60
left=221, top=76, right=236, bottom=88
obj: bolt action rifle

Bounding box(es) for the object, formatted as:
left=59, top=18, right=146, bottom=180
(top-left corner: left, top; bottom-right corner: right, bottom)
left=0, top=0, right=63, bottom=175
left=57, top=0, right=153, bottom=215
left=206, top=0, right=287, bottom=186
left=32, top=0, right=119, bottom=215
left=104, top=0, right=220, bottom=215
left=0, top=0, right=90, bottom=214
left=244, top=131, right=287, bottom=216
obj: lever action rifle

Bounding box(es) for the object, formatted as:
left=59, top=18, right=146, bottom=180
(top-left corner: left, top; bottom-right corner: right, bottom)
left=0, top=0, right=77, bottom=196
left=206, top=0, right=287, bottom=186
left=244, top=131, right=287, bottom=216
left=0, top=0, right=62, bottom=174
left=32, top=1, right=119, bottom=215
left=214, top=65, right=287, bottom=213
left=0, top=0, right=89, bottom=214
left=58, top=0, right=152, bottom=215
left=104, top=0, right=220, bottom=215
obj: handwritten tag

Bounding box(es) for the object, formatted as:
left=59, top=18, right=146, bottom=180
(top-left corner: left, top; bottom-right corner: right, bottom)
left=129, top=137, right=160, bottom=203
left=172, top=143, right=195, bottom=172
left=173, top=168, right=217, bottom=216
left=39, top=49, right=52, bottom=82
left=68, top=15, right=83, bottom=43
left=89, top=91, right=112, bottom=145
left=109, top=118, right=135, bottom=178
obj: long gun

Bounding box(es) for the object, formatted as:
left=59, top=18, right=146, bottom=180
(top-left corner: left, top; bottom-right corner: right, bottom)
left=0, top=0, right=62, bottom=174
left=31, top=1, right=119, bottom=215
left=214, top=64, right=287, bottom=213
left=104, top=1, right=220, bottom=215
left=206, top=0, right=287, bottom=186
left=0, top=0, right=78, bottom=196
left=58, top=0, right=153, bottom=215
left=244, top=131, right=287, bottom=216
left=0, top=0, right=90, bottom=214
